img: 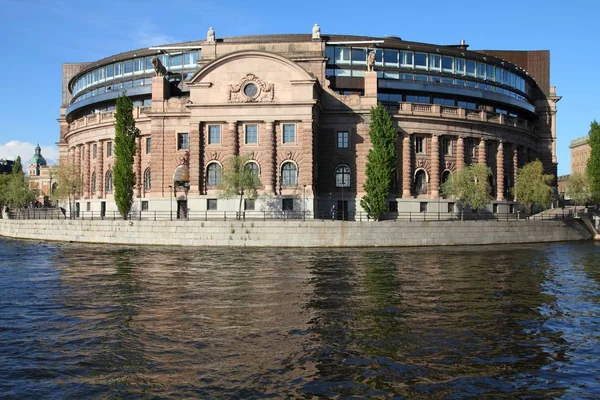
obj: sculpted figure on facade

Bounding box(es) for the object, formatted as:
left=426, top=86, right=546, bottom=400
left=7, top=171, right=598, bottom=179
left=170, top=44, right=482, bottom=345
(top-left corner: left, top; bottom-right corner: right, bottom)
left=367, top=51, right=376, bottom=72
left=151, top=56, right=167, bottom=77
left=207, top=27, right=215, bottom=42
left=312, top=23, right=321, bottom=40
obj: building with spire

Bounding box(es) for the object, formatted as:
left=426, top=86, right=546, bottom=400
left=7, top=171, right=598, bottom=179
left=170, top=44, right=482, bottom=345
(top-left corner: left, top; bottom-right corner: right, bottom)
left=28, top=144, right=53, bottom=205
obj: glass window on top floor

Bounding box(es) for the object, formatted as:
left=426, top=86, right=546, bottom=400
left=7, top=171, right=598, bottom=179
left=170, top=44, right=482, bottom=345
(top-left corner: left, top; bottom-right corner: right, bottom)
left=133, top=58, right=144, bottom=74
left=400, top=51, right=413, bottom=67
left=106, top=64, right=114, bottom=80
left=477, top=62, right=486, bottom=79
left=433, top=97, right=454, bottom=106
left=335, top=47, right=350, bottom=64
left=466, top=60, right=476, bottom=77
left=384, top=49, right=399, bottom=67
left=326, top=46, right=335, bottom=62
left=406, top=95, right=430, bottom=103
left=123, top=59, right=134, bottom=76
left=145, top=56, right=154, bottom=72
left=442, top=56, right=453, bottom=73
left=415, top=74, right=428, bottom=82
left=415, top=52, right=427, bottom=70
left=455, top=58, right=465, bottom=75
left=429, top=54, right=441, bottom=71
left=486, top=64, right=494, bottom=81
left=184, top=51, right=198, bottom=67
left=351, top=48, right=367, bottom=65
left=114, top=62, right=123, bottom=78
left=442, top=77, right=453, bottom=85
left=495, top=67, right=503, bottom=84
left=170, top=53, right=183, bottom=70
left=509, top=72, right=516, bottom=88
left=457, top=101, right=477, bottom=110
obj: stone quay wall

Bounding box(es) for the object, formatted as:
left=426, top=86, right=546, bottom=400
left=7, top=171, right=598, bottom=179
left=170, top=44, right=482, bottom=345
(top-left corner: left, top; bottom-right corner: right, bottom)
left=0, top=219, right=592, bottom=247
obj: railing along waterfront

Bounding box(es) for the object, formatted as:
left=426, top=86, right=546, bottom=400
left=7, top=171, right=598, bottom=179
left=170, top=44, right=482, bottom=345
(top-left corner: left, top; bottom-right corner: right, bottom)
left=8, top=209, right=576, bottom=223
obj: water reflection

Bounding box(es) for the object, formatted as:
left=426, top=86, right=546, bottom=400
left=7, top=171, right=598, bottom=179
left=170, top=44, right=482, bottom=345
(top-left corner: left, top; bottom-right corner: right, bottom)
left=0, top=239, right=599, bottom=397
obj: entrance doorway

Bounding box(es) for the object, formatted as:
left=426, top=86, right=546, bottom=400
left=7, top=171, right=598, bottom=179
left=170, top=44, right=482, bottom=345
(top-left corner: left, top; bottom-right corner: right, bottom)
left=100, top=201, right=106, bottom=219
left=337, top=200, right=348, bottom=221
left=177, top=200, right=188, bottom=219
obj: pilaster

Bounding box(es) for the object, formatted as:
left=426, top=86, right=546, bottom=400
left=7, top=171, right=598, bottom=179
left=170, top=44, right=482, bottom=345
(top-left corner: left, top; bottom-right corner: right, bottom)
left=496, top=141, right=504, bottom=201
left=430, top=134, right=440, bottom=198
left=264, top=121, right=277, bottom=193
left=402, top=133, right=411, bottom=198
left=478, top=138, right=486, bottom=165
left=135, top=136, right=142, bottom=198
left=513, top=146, right=519, bottom=201
left=456, top=136, right=465, bottom=171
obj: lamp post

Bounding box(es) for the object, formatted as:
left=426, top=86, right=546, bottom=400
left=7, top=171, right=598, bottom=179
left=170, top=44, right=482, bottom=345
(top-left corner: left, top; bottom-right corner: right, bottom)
left=168, top=185, right=172, bottom=220
left=303, top=184, right=306, bottom=221
left=437, top=185, right=441, bottom=221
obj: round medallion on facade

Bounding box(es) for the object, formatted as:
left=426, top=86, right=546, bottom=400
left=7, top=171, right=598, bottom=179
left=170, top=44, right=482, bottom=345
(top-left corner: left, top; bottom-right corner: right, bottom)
left=243, top=82, right=259, bottom=99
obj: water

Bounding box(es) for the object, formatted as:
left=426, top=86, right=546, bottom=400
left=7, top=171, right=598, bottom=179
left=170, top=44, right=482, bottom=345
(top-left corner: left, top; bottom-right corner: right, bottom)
left=1, top=238, right=600, bottom=399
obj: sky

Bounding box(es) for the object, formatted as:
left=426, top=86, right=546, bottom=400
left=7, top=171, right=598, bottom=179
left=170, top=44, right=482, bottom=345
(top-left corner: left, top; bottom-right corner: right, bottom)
left=0, top=0, right=597, bottom=176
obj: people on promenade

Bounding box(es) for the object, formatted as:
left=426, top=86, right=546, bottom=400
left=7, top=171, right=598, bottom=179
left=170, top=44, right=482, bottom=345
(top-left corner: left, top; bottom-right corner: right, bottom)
left=331, top=205, right=337, bottom=220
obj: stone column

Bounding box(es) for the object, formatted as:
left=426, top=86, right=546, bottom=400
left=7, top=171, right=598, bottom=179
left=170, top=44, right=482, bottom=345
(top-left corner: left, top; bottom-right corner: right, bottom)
left=96, top=141, right=104, bottom=198
left=300, top=120, right=314, bottom=191
left=228, top=121, right=238, bottom=156
left=402, top=133, right=412, bottom=198
left=456, top=136, right=465, bottom=171
left=189, top=123, right=200, bottom=194
left=478, top=138, right=486, bottom=165
left=513, top=145, right=519, bottom=201
left=83, top=143, right=90, bottom=198
left=496, top=141, right=504, bottom=201
left=430, top=134, right=440, bottom=198
left=263, top=121, right=277, bottom=193
left=135, top=136, right=142, bottom=198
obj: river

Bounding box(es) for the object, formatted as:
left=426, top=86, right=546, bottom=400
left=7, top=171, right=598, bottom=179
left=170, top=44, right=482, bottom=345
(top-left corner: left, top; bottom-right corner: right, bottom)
left=1, top=238, right=599, bottom=398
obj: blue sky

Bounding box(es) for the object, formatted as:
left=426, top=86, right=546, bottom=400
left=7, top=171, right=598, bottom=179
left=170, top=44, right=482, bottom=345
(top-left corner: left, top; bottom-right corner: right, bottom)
left=0, top=0, right=596, bottom=176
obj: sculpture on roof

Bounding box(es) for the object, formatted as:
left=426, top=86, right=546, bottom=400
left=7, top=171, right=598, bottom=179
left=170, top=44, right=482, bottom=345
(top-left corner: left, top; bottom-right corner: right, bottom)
left=207, top=27, right=215, bottom=42
left=367, top=51, right=376, bottom=72
left=151, top=56, right=167, bottom=77
left=312, top=23, right=321, bottom=40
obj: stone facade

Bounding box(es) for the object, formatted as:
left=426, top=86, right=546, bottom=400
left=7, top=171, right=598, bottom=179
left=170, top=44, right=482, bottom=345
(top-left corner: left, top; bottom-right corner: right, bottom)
left=570, top=136, right=590, bottom=176
left=57, top=30, right=559, bottom=218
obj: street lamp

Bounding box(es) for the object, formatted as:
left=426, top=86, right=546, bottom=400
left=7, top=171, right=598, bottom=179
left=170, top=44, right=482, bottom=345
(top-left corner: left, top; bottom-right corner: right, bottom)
left=437, top=185, right=441, bottom=221
left=303, top=184, right=306, bottom=221
left=168, top=185, right=173, bottom=220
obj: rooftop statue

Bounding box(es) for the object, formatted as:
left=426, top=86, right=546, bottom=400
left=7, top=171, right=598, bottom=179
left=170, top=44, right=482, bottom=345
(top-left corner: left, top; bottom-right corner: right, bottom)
left=367, top=51, right=376, bottom=72
left=151, top=56, right=167, bottom=77
left=207, top=27, right=215, bottom=42
left=312, top=23, right=321, bottom=40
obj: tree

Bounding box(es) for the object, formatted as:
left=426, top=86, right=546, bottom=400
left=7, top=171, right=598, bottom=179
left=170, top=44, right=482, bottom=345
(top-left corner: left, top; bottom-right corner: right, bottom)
left=512, top=160, right=554, bottom=213
left=565, top=172, right=591, bottom=205
left=0, top=158, right=36, bottom=212
left=50, top=163, right=83, bottom=218
left=113, top=93, right=140, bottom=219
left=361, top=104, right=397, bottom=220
left=441, top=164, right=492, bottom=218
left=217, top=153, right=263, bottom=219
left=586, top=120, right=600, bottom=202
left=12, top=156, right=23, bottom=175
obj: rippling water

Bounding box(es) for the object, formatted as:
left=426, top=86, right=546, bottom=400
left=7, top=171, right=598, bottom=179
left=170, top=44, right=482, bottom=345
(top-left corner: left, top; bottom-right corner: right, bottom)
left=1, top=238, right=600, bottom=398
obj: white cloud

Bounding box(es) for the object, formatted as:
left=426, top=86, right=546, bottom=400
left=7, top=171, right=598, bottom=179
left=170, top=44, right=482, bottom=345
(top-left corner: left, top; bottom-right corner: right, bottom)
left=0, top=141, right=59, bottom=168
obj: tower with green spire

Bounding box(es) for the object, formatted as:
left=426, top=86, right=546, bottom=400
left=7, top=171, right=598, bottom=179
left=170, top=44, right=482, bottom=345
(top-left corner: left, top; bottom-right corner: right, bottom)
left=28, top=144, right=47, bottom=176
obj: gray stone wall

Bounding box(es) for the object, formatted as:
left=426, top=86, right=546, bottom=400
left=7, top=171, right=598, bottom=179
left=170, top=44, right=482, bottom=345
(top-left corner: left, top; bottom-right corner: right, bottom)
left=0, top=219, right=592, bottom=247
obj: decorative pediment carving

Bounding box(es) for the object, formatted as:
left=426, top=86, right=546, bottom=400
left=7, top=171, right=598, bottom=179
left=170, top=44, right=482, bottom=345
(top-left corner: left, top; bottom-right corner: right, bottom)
left=227, top=74, right=274, bottom=103
left=444, top=160, right=456, bottom=171
left=415, top=157, right=431, bottom=173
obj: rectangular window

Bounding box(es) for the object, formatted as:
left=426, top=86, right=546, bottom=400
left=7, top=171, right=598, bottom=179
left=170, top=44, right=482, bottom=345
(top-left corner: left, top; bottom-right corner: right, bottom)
left=477, top=62, right=486, bottom=79
left=400, top=51, right=413, bottom=67
left=245, top=124, right=258, bottom=144
left=334, top=47, right=350, bottom=64
left=141, top=201, right=149, bottom=211
left=106, top=141, right=112, bottom=157
left=414, top=52, right=427, bottom=69
left=455, top=58, right=465, bottom=75
left=466, top=60, right=476, bottom=77
left=208, top=125, right=221, bottom=144
left=123, top=60, right=134, bottom=75
left=282, top=198, right=294, bottom=211
left=283, top=124, right=296, bottom=143
left=442, top=138, right=452, bottom=155
left=170, top=53, right=183, bottom=69
left=415, top=136, right=424, bottom=154
left=442, top=56, right=453, bottom=72
left=351, top=48, right=367, bottom=65
left=145, top=137, right=151, bottom=154
left=177, top=133, right=189, bottom=150
left=486, top=64, right=495, bottom=81
left=429, top=54, right=441, bottom=71
left=495, top=67, right=503, bottom=84
left=133, top=58, right=144, bottom=74
left=92, top=143, right=97, bottom=159
left=207, top=199, right=218, bottom=210
left=325, top=46, right=335, bottom=62
left=383, top=49, right=399, bottom=66
left=184, top=51, right=198, bottom=66
left=106, top=64, right=114, bottom=79
left=337, top=131, right=349, bottom=148
left=244, top=199, right=255, bottom=211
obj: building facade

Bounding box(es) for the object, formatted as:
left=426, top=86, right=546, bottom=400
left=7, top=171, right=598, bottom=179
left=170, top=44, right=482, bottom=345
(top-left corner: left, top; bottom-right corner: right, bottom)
left=570, top=136, right=590, bottom=176
left=58, top=27, right=560, bottom=218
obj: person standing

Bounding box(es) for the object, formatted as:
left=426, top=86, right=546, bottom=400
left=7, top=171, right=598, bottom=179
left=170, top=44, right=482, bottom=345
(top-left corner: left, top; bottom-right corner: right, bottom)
left=331, top=205, right=337, bottom=220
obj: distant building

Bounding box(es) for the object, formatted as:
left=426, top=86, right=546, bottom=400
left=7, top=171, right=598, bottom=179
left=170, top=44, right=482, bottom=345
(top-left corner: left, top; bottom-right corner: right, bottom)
left=28, top=144, right=54, bottom=204
left=0, top=159, right=14, bottom=174
left=570, top=136, right=590, bottom=175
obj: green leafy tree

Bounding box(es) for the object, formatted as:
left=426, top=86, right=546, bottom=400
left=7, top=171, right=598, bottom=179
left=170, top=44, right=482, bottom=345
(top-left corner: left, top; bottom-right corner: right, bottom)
left=50, top=163, right=83, bottom=218
left=441, top=164, right=492, bottom=218
left=217, top=153, right=263, bottom=219
left=586, top=120, right=600, bottom=202
left=513, top=160, right=554, bottom=213
left=0, top=158, right=36, bottom=211
left=12, top=156, right=23, bottom=175
left=565, top=172, right=591, bottom=205
left=361, top=104, right=397, bottom=220
left=113, top=94, right=139, bottom=219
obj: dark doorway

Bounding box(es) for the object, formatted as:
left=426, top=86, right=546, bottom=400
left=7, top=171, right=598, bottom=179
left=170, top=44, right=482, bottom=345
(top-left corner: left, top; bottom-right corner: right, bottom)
left=177, top=200, right=188, bottom=219
left=100, top=201, right=106, bottom=219
left=337, top=200, right=348, bottom=220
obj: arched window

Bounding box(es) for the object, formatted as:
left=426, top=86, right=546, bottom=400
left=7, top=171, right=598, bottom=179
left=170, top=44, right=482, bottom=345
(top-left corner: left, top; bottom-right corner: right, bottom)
left=281, top=162, right=297, bottom=186
left=488, top=175, right=496, bottom=196
left=206, top=163, right=222, bottom=186
left=414, top=169, right=428, bottom=194
left=441, top=170, right=451, bottom=185
left=144, top=168, right=151, bottom=191
left=105, top=170, right=113, bottom=193
left=91, top=172, right=96, bottom=193
left=335, top=165, right=351, bottom=187
left=245, top=161, right=260, bottom=176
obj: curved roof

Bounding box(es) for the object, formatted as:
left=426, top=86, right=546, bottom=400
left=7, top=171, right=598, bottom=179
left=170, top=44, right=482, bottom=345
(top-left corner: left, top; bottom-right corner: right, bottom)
left=29, top=144, right=47, bottom=166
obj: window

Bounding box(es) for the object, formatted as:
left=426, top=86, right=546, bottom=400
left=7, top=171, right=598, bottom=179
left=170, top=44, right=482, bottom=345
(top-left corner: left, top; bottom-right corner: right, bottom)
left=92, top=143, right=97, bottom=159
left=335, top=165, right=351, bottom=187
left=415, top=170, right=427, bottom=195
left=455, top=58, right=465, bottom=75
left=400, top=51, right=413, bottom=67
left=245, top=124, right=258, bottom=144
left=91, top=172, right=96, bottom=193
left=145, top=137, right=151, bottom=154
left=442, top=56, right=453, bottom=73
left=429, top=54, right=441, bottom=71
left=207, top=199, right=218, bottom=210
left=415, top=52, right=427, bottom=69
left=466, top=60, right=476, bottom=77
left=415, top=136, right=424, bottom=154
left=177, top=133, right=189, bottom=150
left=384, top=49, right=399, bottom=66
left=208, top=125, right=221, bottom=144
left=105, top=171, right=113, bottom=193
left=441, top=170, right=451, bottom=185
left=420, top=202, right=427, bottom=212
left=283, top=124, right=296, bottom=143
left=206, top=163, right=222, bottom=186
left=337, top=131, right=349, bottom=148
left=281, top=162, right=297, bottom=186
left=351, top=48, right=367, bottom=65
left=144, top=168, right=151, bottom=191
left=106, top=141, right=112, bottom=157
left=246, top=161, right=260, bottom=176
left=334, top=47, right=350, bottom=64
left=442, top=138, right=452, bottom=155
left=282, top=198, right=294, bottom=211
left=142, top=201, right=149, bottom=211
left=244, top=199, right=255, bottom=211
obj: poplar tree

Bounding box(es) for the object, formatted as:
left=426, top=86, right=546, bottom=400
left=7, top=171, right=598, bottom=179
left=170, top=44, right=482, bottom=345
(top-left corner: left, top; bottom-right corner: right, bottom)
left=586, top=120, right=600, bottom=202
left=361, top=104, right=397, bottom=220
left=113, top=94, right=139, bottom=219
